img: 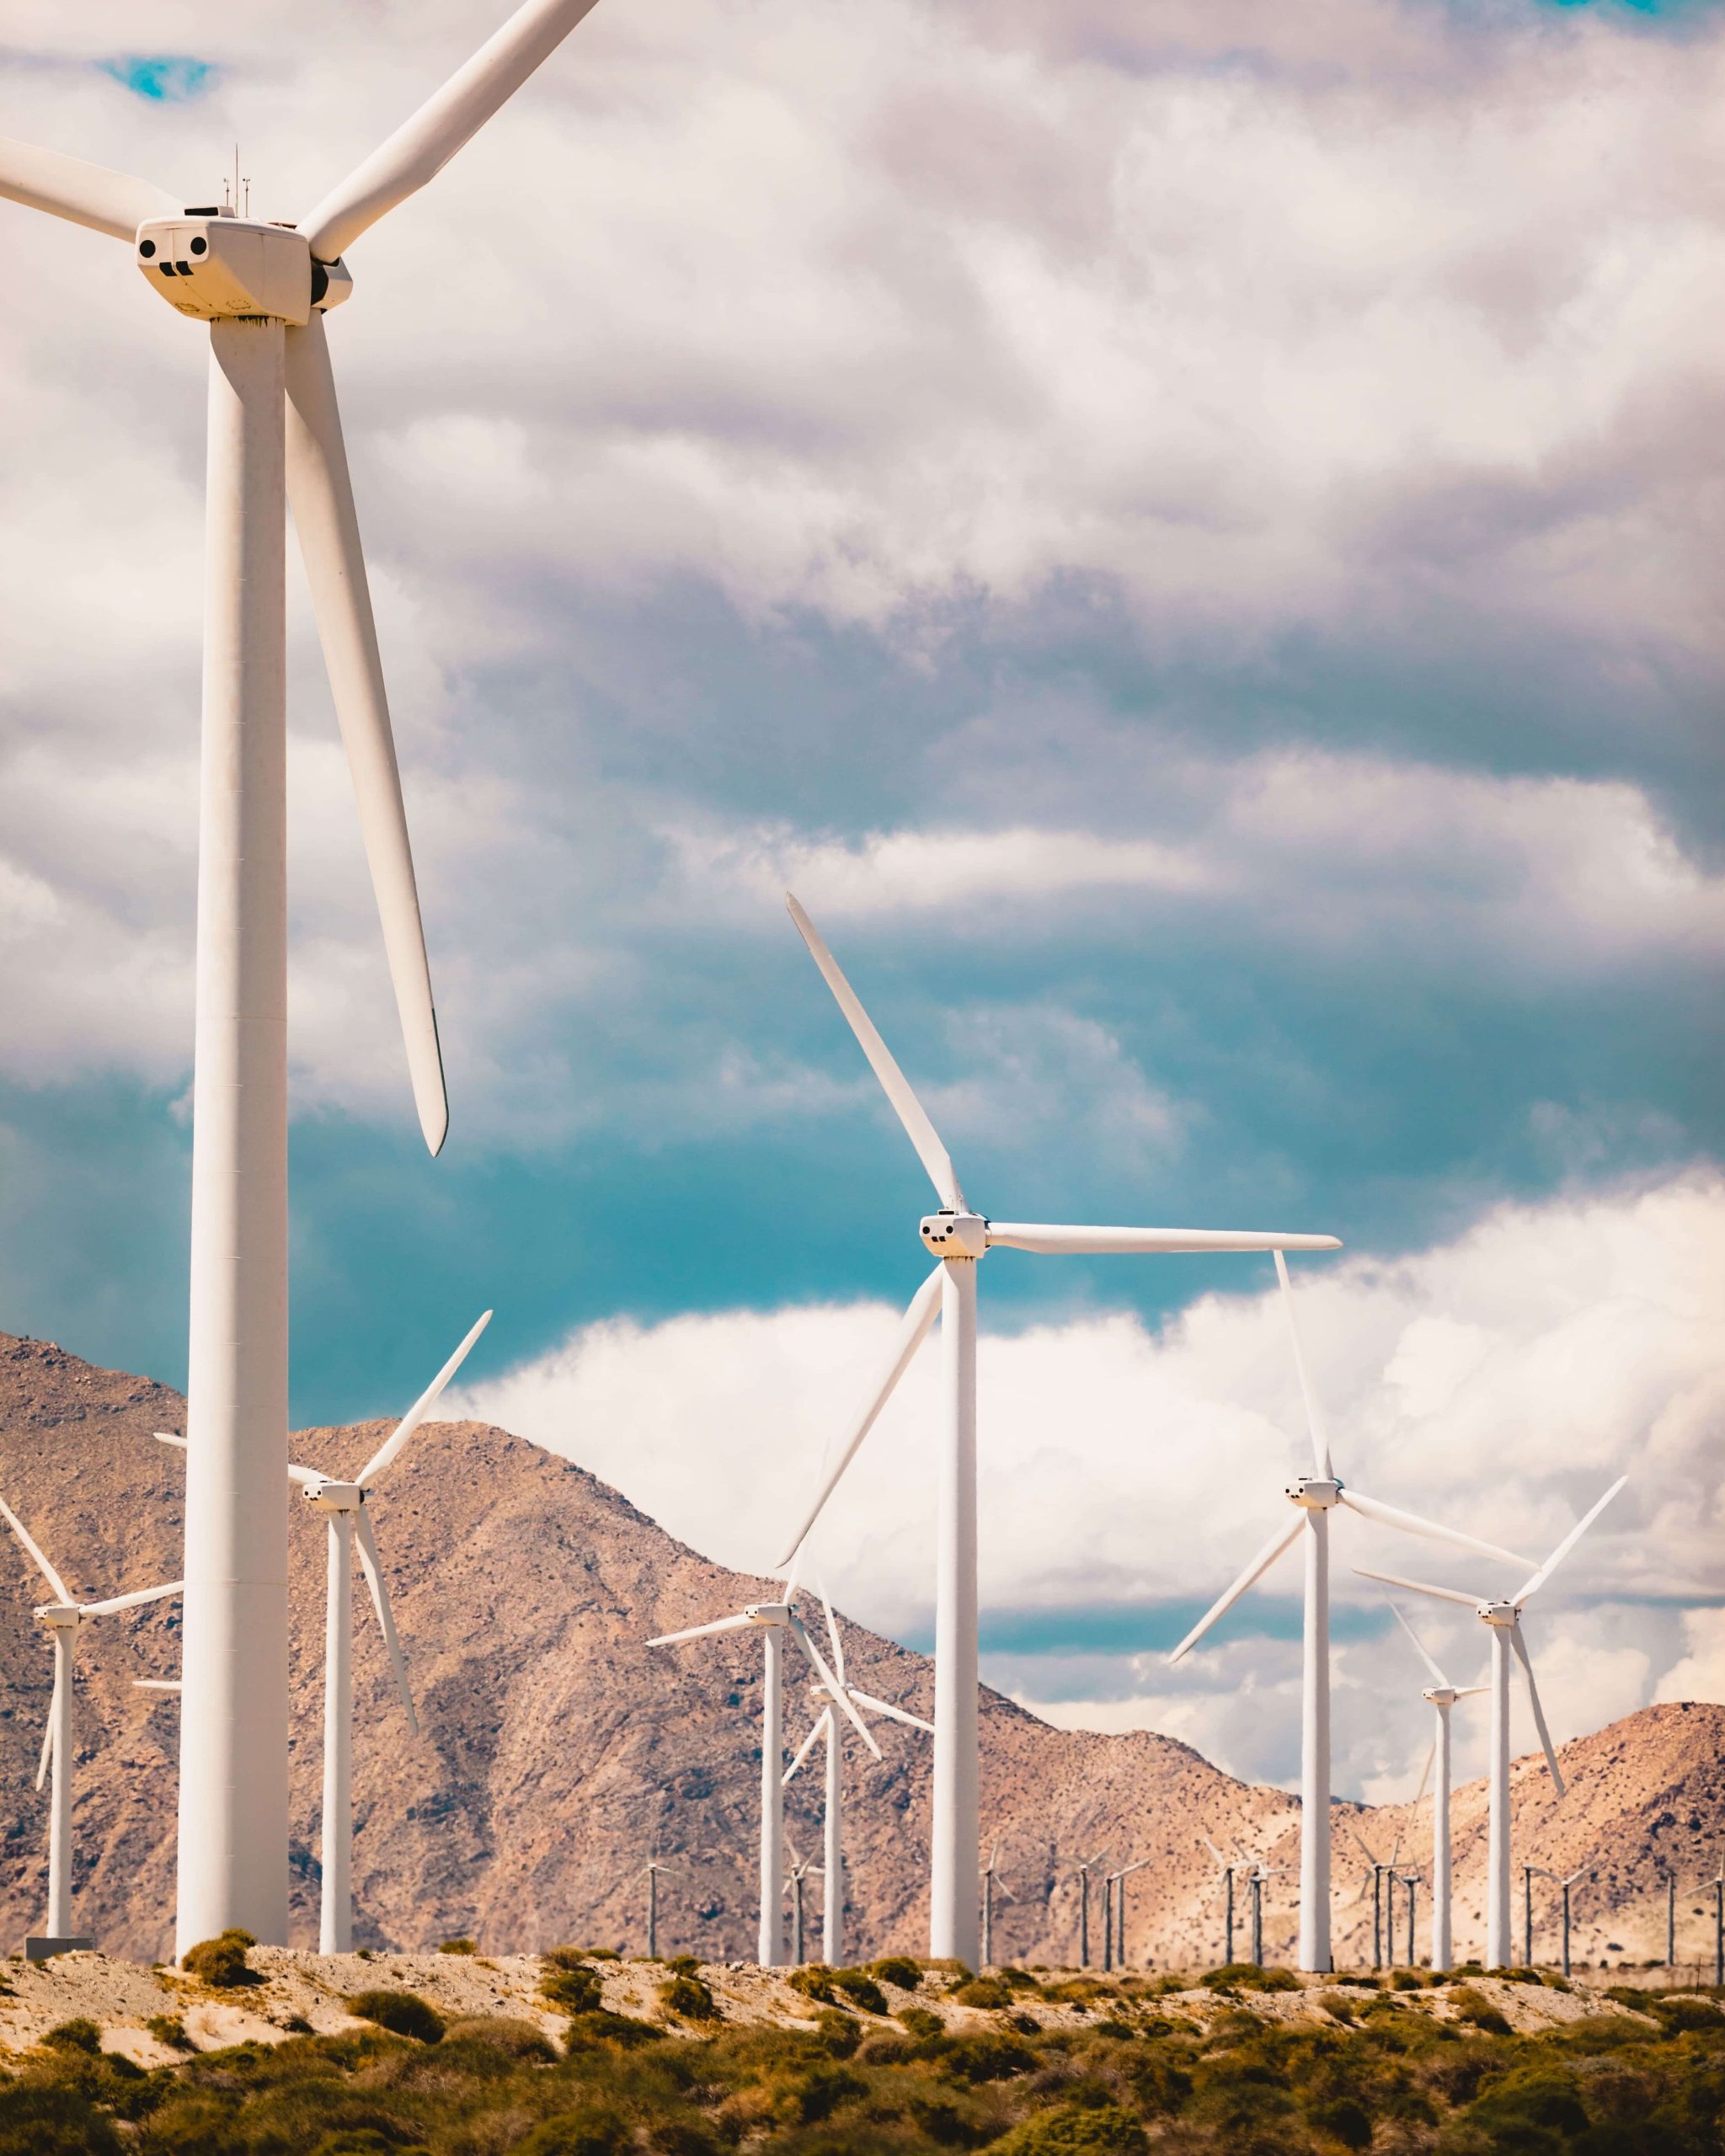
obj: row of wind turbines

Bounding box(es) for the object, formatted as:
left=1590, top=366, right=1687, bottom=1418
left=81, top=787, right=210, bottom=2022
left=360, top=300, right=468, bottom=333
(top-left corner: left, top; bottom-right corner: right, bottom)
left=0, top=0, right=1626, bottom=1974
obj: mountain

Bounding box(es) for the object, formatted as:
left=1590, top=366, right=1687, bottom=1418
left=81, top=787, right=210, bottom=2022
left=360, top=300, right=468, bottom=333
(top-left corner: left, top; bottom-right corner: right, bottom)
left=0, top=1328, right=1712, bottom=1972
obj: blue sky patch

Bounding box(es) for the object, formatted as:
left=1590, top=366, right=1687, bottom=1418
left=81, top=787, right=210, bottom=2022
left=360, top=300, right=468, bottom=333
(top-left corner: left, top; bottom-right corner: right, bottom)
left=97, top=54, right=214, bottom=103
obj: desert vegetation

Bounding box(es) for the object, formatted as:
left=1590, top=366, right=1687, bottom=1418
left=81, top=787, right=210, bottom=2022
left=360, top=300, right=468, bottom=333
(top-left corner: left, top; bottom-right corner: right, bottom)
left=0, top=1959, right=1721, bottom=2154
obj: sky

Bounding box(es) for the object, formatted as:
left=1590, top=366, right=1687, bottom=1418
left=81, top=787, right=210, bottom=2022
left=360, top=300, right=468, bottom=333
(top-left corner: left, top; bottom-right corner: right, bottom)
left=0, top=0, right=1721, bottom=1806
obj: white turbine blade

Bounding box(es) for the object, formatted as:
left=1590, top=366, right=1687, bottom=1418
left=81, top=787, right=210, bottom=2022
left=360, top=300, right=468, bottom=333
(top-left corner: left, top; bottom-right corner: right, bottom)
left=986, top=1224, right=1341, bottom=1257
left=134, top=1678, right=183, bottom=1692
left=0, top=136, right=179, bottom=242
left=1352, top=1565, right=1483, bottom=1610
left=1348, top=1824, right=1381, bottom=1867
left=1167, top=1515, right=1304, bottom=1663
left=1456, top=1684, right=1492, bottom=1698
left=1388, top=1600, right=1454, bottom=1690
left=784, top=894, right=964, bottom=1209
left=847, top=1688, right=936, bottom=1735
left=775, top=1266, right=943, bottom=1565
left=1514, top=1476, right=1628, bottom=1605
left=1119, top=1857, right=1152, bottom=1879
left=787, top=1613, right=881, bottom=1759
left=782, top=1713, right=826, bottom=1787
left=647, top=1611, right=755, bottom=1646
left=357, top=1310, right=493, bottom=1485
left=35, top=1670, right=57, bottom=1793
left=354, top=1509, right=419, bottom=1736
left=0, top=1496, right=72, bottom=1605
left=285, top=315, right=449, bottom=1157
left=286, top=1462, right=323, bottom=1487
left=81, top=1580, right=183, bottom=1618
left=1274, top=1250, right=1330, bottom=1477
left=154, top=1432, right=187, bottom=1451
left=299, top=0, right=607, bottom=263
left=1199, top=1835, right=1231, bottom=1868
left=1564, top=1867, right=1586, bottom=1886
left=1341, top=1488, right=1535, bottom=1571
left=820, top=1582, right=846, bottom=1689
left=1509, top=1623, right=1565, bottom=1796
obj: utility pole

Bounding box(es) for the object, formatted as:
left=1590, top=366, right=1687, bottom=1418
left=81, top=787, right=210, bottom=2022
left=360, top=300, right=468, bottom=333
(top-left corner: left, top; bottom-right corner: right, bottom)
left=1101, top=1875, right=1114, bottom=1972
left=1400, top=1874, right=1418, bottom=1968
left=1667, top=1875, right=1676, bottom=1970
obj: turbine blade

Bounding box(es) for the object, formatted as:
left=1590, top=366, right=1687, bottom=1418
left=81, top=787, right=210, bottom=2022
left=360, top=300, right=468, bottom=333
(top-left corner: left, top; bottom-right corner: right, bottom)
left=782, top=1716, right=825, bottom=1787
left=1514, top=1476, right=1627, bottom=1604
left=985, top=1225, right=1341, bottom=1257
left=0, top=1496, right=72, bottom=1605
left=1388, top=1600, right=1454, bottom=1690
left=1352, top=1565, right=1482, bottom=1610
left=774, top=1266, right=943, bottom=1565
left=286, top=1462, right=323, bottom=1487
left=1274, top=1250, right=1330, bottom=1477
left=787, top=1613, right=881, bottom=1759
left=1167, top=1515, right=1304, bottom=1662
left=285, top=314, right=449, bottom=1156
left=133, top=1678, right=183, bottom=1692
left=0, top=136, right=179, bottom=242
left=784, top=894, right=964, bottom=1209
left=35, top=1668, right=57, bottom=1793
left=1509, top=1622, right=1565, bottom=1796
left=647, top=1611, right=756, bottom=1646
left=846, top=1688, right=936, bottom=1735
left=80, top=1581, right=183, bottom=1618
left=300, top=0, right=607, bottom=262
left=820, top=1582, right=846, bottom=1689
left=357, top=1310, right=493, bottom=1486
left=354, top=1509, right=419, bottom=1736
left=1341, top=1488, right=1535, bottom=1571
left=153, top=1432, right=187, bottom=1451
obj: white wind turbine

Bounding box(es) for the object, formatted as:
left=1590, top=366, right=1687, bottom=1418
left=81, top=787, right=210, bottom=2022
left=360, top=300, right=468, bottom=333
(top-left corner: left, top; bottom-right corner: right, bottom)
left=648, top=1582, right=875, bottom=1967
left=1355, top=1476, right=1626, bottom=1968
left=782, top=1590, right=934, bottom=1967
left=0, top=1497, right=182, bottom=1945
left=774, top=893, right=1342, bottom=1961
left=1, top=0, right=609, bottom=1952
left=1386, top=1601, right=1489, bottom=1974
left=160, top=1308, right=491, bottom=1951
left=1167, top=1255, right=1537, bottom=1971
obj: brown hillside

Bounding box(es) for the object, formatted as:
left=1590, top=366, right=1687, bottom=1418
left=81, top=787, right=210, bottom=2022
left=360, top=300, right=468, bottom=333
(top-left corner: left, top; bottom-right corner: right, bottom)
left=0, top=1330, right=1711, bottom=1972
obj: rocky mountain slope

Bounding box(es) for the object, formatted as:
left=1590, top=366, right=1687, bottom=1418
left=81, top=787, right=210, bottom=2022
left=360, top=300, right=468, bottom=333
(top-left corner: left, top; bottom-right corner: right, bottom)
left=0, top=1330, right=1714, bottom=1971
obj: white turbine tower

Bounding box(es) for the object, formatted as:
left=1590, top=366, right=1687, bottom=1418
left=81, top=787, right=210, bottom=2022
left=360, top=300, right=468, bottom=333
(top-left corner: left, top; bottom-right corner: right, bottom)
left=782, top=1590, right=934, bottom=1967
left=648, top=1586, right=876, bottom=1967
left=1166, top=1256, right=1536, bottom=1971
left=0, top=0, right=609, bottom=1952
left=774, top=894, right=1342, bottom=1961
left=1386, top=1601, right=1488, bottom=1974
left=158, top=1308, right=491, bottom=1951
left=1355, top=1476, right=1625, bottom=1968
left=0, top=1497, right=182, bottom=1947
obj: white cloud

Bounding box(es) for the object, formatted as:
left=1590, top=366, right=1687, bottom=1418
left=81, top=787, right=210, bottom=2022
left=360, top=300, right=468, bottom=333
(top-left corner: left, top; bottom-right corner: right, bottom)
left=448, top=1166, right=1725, bottom=1795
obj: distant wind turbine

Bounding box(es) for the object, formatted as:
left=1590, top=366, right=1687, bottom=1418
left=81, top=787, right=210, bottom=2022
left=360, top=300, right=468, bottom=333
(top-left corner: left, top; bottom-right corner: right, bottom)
left=980, top=1844, right=1016, bottom=1969
left=775, top=894, right=1341, bottom=1961
left=1200, top=1837, right=1244, bottom=1967
left=785, top=1840, right=821, bottom=1966
left=1, top=0, right=612, bottom=1951
left=1348, top=1824, right=1402, bottom=1971
left=1386, top=1600, right=1488, bottom=1973
left=1169, top=1255, right=1535, bottom=1972
left=1103, top=1858, right=1150, bottom=1972
left=1356, top=1476, right=1626, bottom=1967
left=0, top=1497, right=181, bottom=1945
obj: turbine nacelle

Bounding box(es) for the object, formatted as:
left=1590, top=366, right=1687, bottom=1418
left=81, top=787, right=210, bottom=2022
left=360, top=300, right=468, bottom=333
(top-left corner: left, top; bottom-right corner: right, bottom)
left=744, top=1602, right=792, bottom=1626
left=1480, top=1599, right=1520, bottom=1628
left=1422, top=1685, right=1464, bottom=1706
left=1286, top=1476, right=1340, bottom=1511
left=920, top=1211, right=989, bottom=1261
left=32, top=1604, right=83, bottom=1630
left=302, top=1480, right=366, bottom=1514
left=136, top=216, right=315, bottom=325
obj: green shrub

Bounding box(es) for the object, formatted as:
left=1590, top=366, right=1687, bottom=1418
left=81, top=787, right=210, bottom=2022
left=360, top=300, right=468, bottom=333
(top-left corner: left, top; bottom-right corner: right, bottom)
left=564, top=2009, right=665, bottom=2049
left=936, top=2030, right=1039, bottom=2083
left=1387, top=1967, right=1424, bottom=1990
left=789, top=1963, right=839, bottom=2004
left=1304, top=2094, right=1373, bottom=2149
left=0, top=2085, right=124, bottom=2156
left=990, top=2100, right=1150, bottom=2153
left=1494, top=1964, right=1546, bottom=1987
left=346, top=1988, right=445, bottom=2043
left=541, top=1957, right=606, bottom=2014
left=40, top=2020, right=101, bottom=2056
left=1201, top=1963, right=1298, bottom=1993
left=437, top=1935, right=478, bottom=1955
left=1447, top=1984, right=1512, bottom=2035
left=952, top=1976, right=1014, bottom=2009
left=441, top=2015, right=558, bottom=2060
left=898, top=2004, right=945, bottom=2039
left=869, top=1955, right=922, bottom=1991
left=181, top=1926, right=256, bottom=1988
left=813, top=2008, right=862, bottom=2056
left=828, top=1966, right=889, bottom=2014
left=145, top=2014, right=190, bottom=2050
left=1316, top=1990, right=1356, bottom=2024
left=516, top=2105, right=632, bottom=2156
left=658, top=1970, right=718, bottom=2020
left=1649, top=1995, right=1723, bottom=2036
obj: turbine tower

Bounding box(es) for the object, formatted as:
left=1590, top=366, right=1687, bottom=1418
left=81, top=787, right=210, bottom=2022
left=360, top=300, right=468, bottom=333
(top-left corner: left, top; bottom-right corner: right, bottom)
left=0, top=0, right=609, bottom=1951
left=1386, top=1601, right=1488, bottom=1973
left=774, top=893, right=1342, bottom=1961
left=0, top=1498, right=181, bottom=1947
left=1356, top=1476, right=1625, bottom=1967
left=1167, top=1255, right=1533, bottom=1970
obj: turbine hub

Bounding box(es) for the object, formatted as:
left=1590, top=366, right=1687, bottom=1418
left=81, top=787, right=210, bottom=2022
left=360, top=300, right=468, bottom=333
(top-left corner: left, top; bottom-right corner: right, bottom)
left=1286, top=1476, right=1340, bottom=1510
left=1423, top=1686, right=1461, bottom=1705
left=744, top=1603, right=790, bottom=1626
left=1481, top=1599, right=1519, bottom=1627
left=303, top=1480, right=365, bottom=1513
left=33, top=1604, right=82, bottom=1630
left=135, top=214, right=351, bottom=324
left=920, top=1211, right=988, bottom=1261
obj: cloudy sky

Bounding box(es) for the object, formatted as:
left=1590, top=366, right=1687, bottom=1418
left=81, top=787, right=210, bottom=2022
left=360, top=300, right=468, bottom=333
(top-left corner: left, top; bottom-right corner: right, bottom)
left=1, top=0, right=1720, bottom=1802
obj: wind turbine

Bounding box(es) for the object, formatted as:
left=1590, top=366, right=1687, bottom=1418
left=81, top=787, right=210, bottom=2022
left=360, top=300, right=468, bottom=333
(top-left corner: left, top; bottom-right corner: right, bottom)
left=1167, top=1252, right=1537, bottom=1970
left=774, top=894, right=1342, bottom=1961
left=1348, top=1824, right=1402, bottom=1970
left=1531, top=1865, right=1588, bottom=1978
left=0, top=1497, right=182, bottom=1946
left=782, top=1589, right=932, bottom=1967
left=649, top=1583, right=871, bottom=1967
left=1103, top=1858, right=1150, bottom=1972
left=980, top=1843, right=1016, bottom=1969
left=642, top=1859, right=679, bottom=1959
left=1386, top=1601, right=1488, bottom=1974
left=1355, top=1476, right=1626, bottom=1967
left=1067, top=1854, right=1108, bottom=1970
left=158, top=1308, right=490, bottom=1951
left=1395, top=1867, right=1421, bottom=1968
left=785, top=1840, right=821, bottom=1965
left=1200, top=1836, right=1242, bottom=1967
left=1, top=0, right=610, bottom=1952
